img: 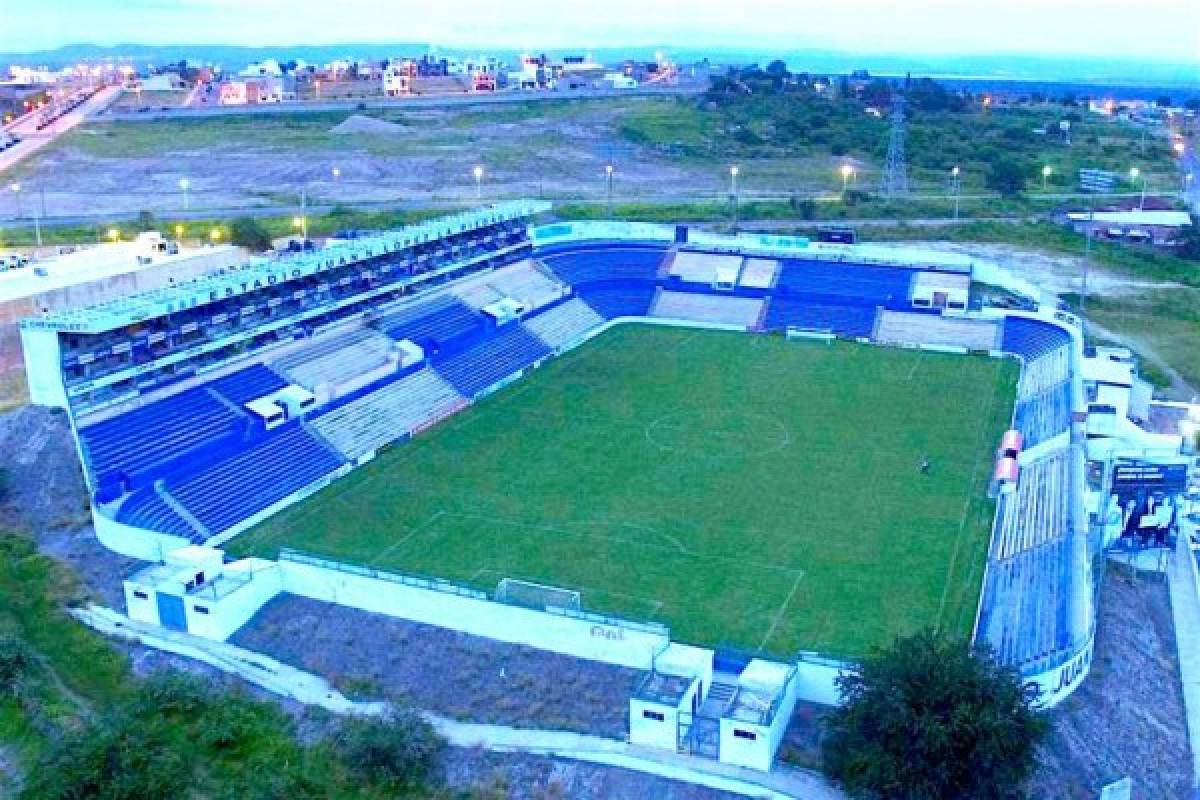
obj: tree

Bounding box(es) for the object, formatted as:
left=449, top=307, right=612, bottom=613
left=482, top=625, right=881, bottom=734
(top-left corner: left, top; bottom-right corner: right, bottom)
left=0, top=635, right=30, bottom=696
left=1176, top=214, right=1200, bottom=261
left=229, top=216, right=273, bottom=251
left=134, top=210, right=157, bottom=232
left=985, top=156, right=1027, bottom=196
left=822, top=630, right=1047, bottom=800
left=335, top=710, right=444, bottom=789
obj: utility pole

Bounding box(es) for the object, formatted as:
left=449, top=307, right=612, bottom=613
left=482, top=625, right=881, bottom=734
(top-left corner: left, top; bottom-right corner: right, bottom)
left=882, top=94, right=909, bottom=198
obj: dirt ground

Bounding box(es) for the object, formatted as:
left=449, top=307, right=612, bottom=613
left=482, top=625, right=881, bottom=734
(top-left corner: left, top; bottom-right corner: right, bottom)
left=234, top=594, right=644, bottom=738
left=1030, top=567, right=1192, bottom=800
left=6, top=98, right=723, bottom=217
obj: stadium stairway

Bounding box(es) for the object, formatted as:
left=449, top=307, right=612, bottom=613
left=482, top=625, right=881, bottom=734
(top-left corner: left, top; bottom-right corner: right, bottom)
left=372, top=295, right=487, bottom=356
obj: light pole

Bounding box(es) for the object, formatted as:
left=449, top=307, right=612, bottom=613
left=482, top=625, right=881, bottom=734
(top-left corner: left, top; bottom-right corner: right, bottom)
left=1185, top=172, right=1194, bottom=196
left=179, top=177, right=190, bottom=211
left=604, top=164, right=614, bottom=217
left=174, top=224, right=185, bottom=243
left=293, top=215, right=307, bottom=243
left=729, top=165, right=740, bottom=231
left=331, top=166, right=341, bottom=181
left=1129, top=167, right=1145, bottom=210
left=9, top=182, right=21, bottom=219
left=1041, top=164, right=1052, bottom=191
left=840, top=163, right=854, bottom=196
left=473, top=165, right=484, bottom=201
left=950, top=165, right=961, bottom=221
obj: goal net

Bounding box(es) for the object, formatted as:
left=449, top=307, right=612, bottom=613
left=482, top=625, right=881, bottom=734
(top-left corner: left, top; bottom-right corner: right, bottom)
left=495, top=578, right=582, bottom=612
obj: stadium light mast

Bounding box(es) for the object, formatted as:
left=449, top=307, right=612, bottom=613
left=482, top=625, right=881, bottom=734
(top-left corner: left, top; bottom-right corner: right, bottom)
left=605, top=164, right=615, bottom=217
left=1129, top=166, right=1145, bottom=210
left=729, top=165, right=740, bottom=231
left=950, top=166, right=961, bottom=221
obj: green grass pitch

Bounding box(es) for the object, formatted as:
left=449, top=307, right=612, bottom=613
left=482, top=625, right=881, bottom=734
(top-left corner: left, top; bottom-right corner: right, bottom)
left=234, top=324, right=1018, bottom=659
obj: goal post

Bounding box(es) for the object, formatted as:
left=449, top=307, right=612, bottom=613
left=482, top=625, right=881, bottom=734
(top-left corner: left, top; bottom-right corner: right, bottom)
left=495, top=578, right=582, bottom=612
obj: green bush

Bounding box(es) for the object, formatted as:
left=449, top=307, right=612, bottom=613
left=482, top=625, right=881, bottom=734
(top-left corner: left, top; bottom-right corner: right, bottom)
left=335, top=710, right=444, bottom=789
left=229, top=216, right=274, bottom=252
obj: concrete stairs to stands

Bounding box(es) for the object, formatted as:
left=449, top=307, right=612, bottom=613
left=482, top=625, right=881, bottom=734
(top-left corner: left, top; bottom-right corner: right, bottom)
left=699, top=677, right=739, bottom=718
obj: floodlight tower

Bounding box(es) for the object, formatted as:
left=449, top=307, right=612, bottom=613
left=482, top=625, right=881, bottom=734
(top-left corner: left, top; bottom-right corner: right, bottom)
left=882, top=94, right=909, bottom=198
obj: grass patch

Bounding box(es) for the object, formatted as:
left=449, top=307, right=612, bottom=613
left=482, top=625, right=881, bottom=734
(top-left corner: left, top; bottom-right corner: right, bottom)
left=234, top=325, right=1015, bottom=659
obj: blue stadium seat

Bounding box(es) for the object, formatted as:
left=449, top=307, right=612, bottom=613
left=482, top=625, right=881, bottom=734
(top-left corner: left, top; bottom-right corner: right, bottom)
left=540, top=245, right=666, bottom=286
left=434, top=326, right=551, bottom=398
left=773, top=260, right=915, bottom=306
left=761, top=298, right=878, bottom=337
left=576, top=285, right=658, bottom=319
left=374, top=296, right=486, bottom=353
left=208, top=364, right=290, bottom=406
left=1001, top=317, right=1072, bottom=360
left=115, top=486, right=199, bottom=540
left=79, top=389, right=244, bottom=490
left=166, top=424, right=344, bottom=536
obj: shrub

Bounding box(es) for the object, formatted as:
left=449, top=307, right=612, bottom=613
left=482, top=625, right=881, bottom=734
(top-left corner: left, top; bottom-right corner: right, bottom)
left=335, top=709, right=444, bottom=789
left=229, top=217, right=273, bottom=252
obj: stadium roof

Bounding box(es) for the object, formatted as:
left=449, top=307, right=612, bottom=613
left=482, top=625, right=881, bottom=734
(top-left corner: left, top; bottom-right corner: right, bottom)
left=21, top=200, right=550, bottom=335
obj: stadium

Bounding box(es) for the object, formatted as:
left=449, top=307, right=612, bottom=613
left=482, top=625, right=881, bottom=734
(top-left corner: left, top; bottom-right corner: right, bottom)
left=20, top=201, right=1167, bottom=770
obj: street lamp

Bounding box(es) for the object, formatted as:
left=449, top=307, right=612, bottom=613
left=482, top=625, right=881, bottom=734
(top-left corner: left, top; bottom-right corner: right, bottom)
left=8, top=182, right=21, bottom=219
left=1175, top=141, right=1187, bottom=157
left=840, top=163, right=854, bottom=194
left=473, top=164, right=484, bottom=200
left=604, top=164, right=615, bottom=217
left=179, top=177, right=190, bottom=211
left=331, top=166, right=341, bottom=180
left=1129, top=167, right=1146, bottom=210
left=1041, top=164, right=1052, bottom=191
left=210, top=227, right=222, bottom=243
left=729, top=165, right=740, bottom=230
left=950, top=166, right=962, bottom=221
left=174, top=224, right=184, bottom=241
left=106, top=227, right=120, bottom=242
left=292, top=214, right=307, bottom=242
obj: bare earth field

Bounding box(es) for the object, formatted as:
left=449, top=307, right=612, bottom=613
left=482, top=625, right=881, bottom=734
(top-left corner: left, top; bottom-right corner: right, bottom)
left=3, top=97, right=736, bottom=216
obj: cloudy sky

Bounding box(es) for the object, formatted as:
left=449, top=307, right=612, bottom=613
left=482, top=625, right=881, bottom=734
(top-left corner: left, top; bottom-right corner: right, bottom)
left=3, top=0, right=1199, bottom=64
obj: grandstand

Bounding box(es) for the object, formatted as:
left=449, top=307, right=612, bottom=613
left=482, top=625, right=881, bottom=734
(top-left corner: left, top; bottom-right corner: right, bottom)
left=20, top=206, right=1096, bottom=730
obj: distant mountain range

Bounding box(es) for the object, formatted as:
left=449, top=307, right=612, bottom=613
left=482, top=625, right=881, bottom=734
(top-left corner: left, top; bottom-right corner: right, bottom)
left=2, top=42, right=1197, bottom=90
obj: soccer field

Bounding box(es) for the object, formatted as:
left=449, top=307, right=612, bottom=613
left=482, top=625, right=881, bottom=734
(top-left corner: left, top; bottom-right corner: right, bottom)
left=235, top=324, right=1018, bottom=658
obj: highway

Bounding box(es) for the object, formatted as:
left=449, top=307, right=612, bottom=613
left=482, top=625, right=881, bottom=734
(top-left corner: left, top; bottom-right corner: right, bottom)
left=0, top=86, right=121, bottom=175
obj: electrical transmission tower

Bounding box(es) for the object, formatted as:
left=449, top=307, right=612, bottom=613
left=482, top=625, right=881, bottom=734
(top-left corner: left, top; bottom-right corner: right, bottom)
left=882, top=95, right=909, bottom=198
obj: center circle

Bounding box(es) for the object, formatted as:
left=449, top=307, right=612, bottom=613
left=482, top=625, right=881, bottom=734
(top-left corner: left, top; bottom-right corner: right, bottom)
left=645, top=410, right=791, bottom=459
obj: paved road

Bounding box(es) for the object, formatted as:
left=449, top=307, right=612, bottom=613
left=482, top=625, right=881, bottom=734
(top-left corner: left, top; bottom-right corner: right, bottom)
left=0, top=86, right=121, bottom=176
left=97, top=84, right=706, bottom=122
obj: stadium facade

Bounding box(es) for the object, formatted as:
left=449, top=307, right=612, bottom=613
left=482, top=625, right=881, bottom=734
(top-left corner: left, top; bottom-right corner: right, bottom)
left=19, top=203, right=1190, bottom=770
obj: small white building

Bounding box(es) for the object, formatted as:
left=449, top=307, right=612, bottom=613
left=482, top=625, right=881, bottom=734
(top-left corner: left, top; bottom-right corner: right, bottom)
left=910, top=270, right=969, bottom=311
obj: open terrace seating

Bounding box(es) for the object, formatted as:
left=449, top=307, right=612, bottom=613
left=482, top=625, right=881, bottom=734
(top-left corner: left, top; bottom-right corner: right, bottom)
left=991, top=451, right=1071, bottom=561
left=539, top=245, right=667, bottom=286
left=273, top=327, right=395, bottom=392
left=773, top=259, right=915, bottom=305
left=434, top=326, right=552, bottom=399
left=874, top=311, right=1001, bottom=351
left=115, top=486, right=200, bottom=541
left=310, top=369, right=465, bottom=460
left=978, top=536, right=1076, bottom=668
left=372, top=295, right=486, bottom=353
left=78, top=389, right=244, bottom=490
left=523, top=297, right=606, bottom=350
left=207, top=364, right=290, bottom=406
left=1013, top=381, right=1072, bottom=447
left=165, top=424, right=344, bottom=536
left=760, top=297, right=878, bottom=338
left=575, top=285, right=658, bottom=319
left=1002, top=317, right=1072, bottom=362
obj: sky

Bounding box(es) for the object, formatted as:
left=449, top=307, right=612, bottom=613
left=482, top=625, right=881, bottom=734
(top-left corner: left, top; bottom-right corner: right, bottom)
left=2, top=0, right=1199, bottom=65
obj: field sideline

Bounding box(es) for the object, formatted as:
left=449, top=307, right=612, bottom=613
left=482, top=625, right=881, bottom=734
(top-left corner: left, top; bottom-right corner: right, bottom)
left=234, top=325, right=1018, bottom=658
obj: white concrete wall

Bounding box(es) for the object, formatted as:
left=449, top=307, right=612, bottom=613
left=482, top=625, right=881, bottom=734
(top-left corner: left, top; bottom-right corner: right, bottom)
left=718, top=717, right=773, bottom=772
left=95, top=506, right=194, bottom=562
left=20, top=327, right=65, bottom=408
left=278, top=558, right=670, bottom=669
left=1023, top=629, right=1096, bottom=708
left=791, top=656, right=846, bottom=706
left=183, top=563, right=283, bottom=641
left=124, top=579, right=161, bottom=626
left=630, top=696, right=683, bottom=751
